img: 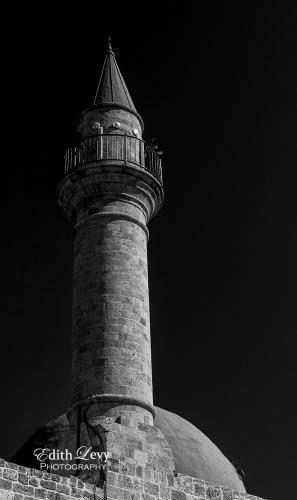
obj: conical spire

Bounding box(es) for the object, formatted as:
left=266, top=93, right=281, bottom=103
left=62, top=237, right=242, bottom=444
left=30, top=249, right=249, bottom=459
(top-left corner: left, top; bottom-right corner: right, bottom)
left=94, top=38, right=137, bottom=113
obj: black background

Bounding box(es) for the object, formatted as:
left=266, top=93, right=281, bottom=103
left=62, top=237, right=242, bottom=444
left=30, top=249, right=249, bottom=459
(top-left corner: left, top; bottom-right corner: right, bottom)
left=0, top=4, right=296, bottom=499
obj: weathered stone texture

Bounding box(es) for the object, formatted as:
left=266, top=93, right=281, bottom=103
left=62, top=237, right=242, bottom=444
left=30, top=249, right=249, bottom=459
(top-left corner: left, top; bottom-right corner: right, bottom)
left=58, top=144, right=163, bottom=428
left=72, top=206, right=153, bottom=414
left=0, top=459, right=268, bottom=500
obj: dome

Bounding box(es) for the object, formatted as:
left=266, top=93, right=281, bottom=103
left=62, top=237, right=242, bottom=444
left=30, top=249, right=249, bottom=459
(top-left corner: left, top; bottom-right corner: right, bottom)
left=12, top=408, right=246, bottom=493
left=154, top=407, right=246, bottom=493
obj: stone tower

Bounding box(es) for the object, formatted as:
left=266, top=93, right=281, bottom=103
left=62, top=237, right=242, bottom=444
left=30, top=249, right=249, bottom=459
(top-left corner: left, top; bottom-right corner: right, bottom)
left=3, top=41, right=268, bottom=500
left=57, top=38, right=163, bottom=429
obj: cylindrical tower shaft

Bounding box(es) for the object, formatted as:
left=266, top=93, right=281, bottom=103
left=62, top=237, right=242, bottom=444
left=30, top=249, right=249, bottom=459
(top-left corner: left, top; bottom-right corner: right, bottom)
left=57, top=42, right=163, bottom=425
left=72, top=203, right=152, bottom=416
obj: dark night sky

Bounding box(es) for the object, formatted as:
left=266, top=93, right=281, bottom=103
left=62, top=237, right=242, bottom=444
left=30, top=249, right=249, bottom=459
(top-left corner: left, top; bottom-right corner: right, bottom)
left=1, top=4, right=296, bottom=499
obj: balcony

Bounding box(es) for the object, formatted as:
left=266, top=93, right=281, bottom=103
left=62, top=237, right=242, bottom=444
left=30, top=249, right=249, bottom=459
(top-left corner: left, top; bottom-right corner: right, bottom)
left=64, top=134, right=163, bottom=184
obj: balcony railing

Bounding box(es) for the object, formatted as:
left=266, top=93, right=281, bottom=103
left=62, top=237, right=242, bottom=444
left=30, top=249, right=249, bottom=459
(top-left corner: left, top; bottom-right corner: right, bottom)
left=64, top=134, right=163, bottom=184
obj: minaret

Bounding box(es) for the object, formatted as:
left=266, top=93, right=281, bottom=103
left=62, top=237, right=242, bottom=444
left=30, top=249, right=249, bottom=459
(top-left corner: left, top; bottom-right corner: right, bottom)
left=57, top=40, right=163, bottom=427
left=8, top=41, right=253, bottom=500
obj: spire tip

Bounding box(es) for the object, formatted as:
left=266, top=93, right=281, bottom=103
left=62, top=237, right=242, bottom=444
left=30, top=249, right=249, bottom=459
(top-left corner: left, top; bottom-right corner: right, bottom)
left=107, top=37, right=113, bottom=53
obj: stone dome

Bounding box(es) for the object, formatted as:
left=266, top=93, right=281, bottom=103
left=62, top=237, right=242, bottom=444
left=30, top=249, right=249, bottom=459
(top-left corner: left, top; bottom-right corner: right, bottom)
left=154, top=407, right=246, bottom=493
left=12, top=408, right=246, bottom=493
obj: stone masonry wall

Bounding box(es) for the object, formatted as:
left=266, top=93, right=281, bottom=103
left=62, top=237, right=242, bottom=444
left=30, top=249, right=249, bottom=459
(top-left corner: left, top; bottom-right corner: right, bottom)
left=0, top=459, right=267, bottom=500
left=72, top=209, right=153, bottom=415
left=0, top=459, right=104, bottom=500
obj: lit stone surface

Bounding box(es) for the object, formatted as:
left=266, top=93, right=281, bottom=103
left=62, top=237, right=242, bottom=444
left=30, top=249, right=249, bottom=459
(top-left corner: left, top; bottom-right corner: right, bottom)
left=155, top=408, right=246, bottom=492
left=72, top=208, right=152, bottom=408
left=10, top=408, right=247, bottom=493
left=57, top=157, right=163, bottom=424
left=0, top=458, right=267, bottom=500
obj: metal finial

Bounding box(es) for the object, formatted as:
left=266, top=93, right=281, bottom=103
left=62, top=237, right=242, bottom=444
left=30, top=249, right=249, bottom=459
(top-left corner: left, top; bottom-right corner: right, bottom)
left=107, top=37, right=113, bottom=53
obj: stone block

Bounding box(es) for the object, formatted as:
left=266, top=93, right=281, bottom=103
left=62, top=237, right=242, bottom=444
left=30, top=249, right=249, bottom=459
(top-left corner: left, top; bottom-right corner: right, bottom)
left=206, top=486, right=222, bottom=498
left=12, top=484, right=34, bottom=496
left=174, top=475, right=193, bottom=494
left=34, top=489, right=47, bottom=499
left=5, top=463, right=18, bottom=471
left=222, top=489, right=233, bottom=500
left=28, top=478, right=39, bottom=487
left=40, top=480, right=57, bottom=491
left=18, top=474, right=28, bottom=485
left=194, top=482, right=206, bottom=497
left=159, top=484, right=171, bottom=499
left=117, top=475, right=133, bottom=489
left=172, top=490, right=187, bottom=500
left=0, top=478, right=12, bottom=490
left=49, top=476, right=60, bottom=484
left=133, top=478, right=144, bottom=492
left=30, top=470, right=43, bottom=479
left=144, top=481, right=159, bottom=496
left=71, top=486, right=83, bottom=498
left=3, top=469, right=18, bottom=481
left=56, top=484, right=70, bottom=495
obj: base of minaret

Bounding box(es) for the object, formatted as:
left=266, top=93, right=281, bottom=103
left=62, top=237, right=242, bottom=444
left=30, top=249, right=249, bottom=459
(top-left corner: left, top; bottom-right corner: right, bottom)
left=10, top=407, right=176, bottom=490
left=8, top=406, right=269, bottom=500
left=4, top=408, right=267, bottom=500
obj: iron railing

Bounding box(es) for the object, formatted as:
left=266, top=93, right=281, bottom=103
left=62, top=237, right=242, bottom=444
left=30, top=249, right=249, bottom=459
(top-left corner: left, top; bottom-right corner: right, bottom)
left=64, top=133, right=163, bottom=184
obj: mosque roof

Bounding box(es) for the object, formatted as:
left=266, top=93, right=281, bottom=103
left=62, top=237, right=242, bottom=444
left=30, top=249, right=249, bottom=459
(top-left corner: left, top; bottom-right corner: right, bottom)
left=155, top=407, right=246, bottom=492
left=12, top=408, right=246, bottom=493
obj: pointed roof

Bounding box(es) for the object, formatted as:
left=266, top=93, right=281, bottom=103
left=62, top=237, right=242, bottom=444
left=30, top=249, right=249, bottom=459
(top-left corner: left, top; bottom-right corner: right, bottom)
left=94, top=39, right=137, bottom=113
